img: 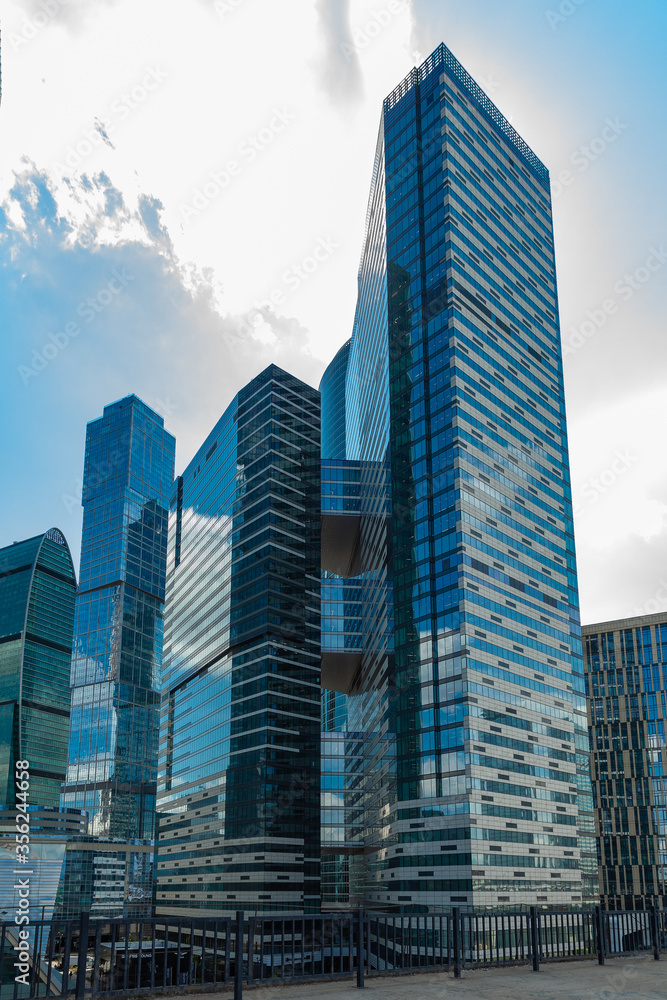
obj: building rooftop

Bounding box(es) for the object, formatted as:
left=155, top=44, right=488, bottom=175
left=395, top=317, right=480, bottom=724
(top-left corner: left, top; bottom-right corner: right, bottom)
left=385, top=42, right=549, bottom=189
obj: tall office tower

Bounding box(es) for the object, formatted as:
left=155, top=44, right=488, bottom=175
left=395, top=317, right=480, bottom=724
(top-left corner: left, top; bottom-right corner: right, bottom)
left=583, top=614, right=667, bottom=911
left=59, top=396, right=175, bottom=918
left=319, top=342, right=366, bottom=907
left=0, top=528, right=82, bottom=922
left=0, top=529, right=76, bottom=806
left=337, top=43, right=596, bottom=910
left=156, top=365, right=321, bottom=916
left=320, top=339, right=352, bottom=737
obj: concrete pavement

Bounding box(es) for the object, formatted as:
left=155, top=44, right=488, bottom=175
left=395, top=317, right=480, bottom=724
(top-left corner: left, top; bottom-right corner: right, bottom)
left=179, top=954, right=664, bottom=999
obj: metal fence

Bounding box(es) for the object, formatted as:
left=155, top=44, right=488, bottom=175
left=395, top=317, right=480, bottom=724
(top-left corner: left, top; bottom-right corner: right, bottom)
left=1, top=906, right=664, bottom=998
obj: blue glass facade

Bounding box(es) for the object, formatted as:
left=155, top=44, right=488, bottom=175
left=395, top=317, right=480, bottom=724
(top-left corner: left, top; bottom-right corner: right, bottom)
left=584, top=614, right=667, bottom=910
left=320, top=334, right=395, bottom=905
left=319, top=453, right=364, bottom=904
left=59, top=395, right=175, bottom=917
left=0, top=806, right=87, bottom=926
left=320, top=731, right=365, bottom=907
left=156, top=365, right=321, bottom=916
left=0, top=529, right=76, bottom=809
left=319, top=339, right=350, bottom=462
left=321, top=460, right=364, bottom=680
left=0, top=529, right=81, bottom=932
left=339, top=43, right=595, bottom=910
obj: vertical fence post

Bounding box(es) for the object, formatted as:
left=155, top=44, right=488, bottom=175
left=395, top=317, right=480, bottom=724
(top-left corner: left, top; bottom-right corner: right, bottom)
left=247, top=918, right=255, bottom=982
left=234, top=911, right=244, bottom=1000
left=596, top=906, right=605, bottom=966
left=651, top=905, right=661, bottom=961
left=530, top=906, right=540, bottom=972
left=75, top=911, right=90, bottom=1000
left=356, top=907, right=365, bottom=988
left=452, top=907, right=462, bottom=979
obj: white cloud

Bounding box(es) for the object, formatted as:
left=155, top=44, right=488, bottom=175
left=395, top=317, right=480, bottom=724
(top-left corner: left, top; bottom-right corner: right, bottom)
left=570, top=388, right=667, bottom=623
left=1, top=0, right=665, bottom=626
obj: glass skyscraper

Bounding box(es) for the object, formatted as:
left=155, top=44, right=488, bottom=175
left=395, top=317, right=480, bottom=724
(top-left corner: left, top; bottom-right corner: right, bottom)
left=330, top=42, right=596, bottom=910
left=59, top=395, right=175, bottom=918
left=319, top=343, right=366, bottom=907
left=156, top=365, right=321, bottom=916
left=0, top=529, right=76, bottom=808
left=0, top=528, right=82, bottom=925
left=583, top=614, right=667, bottom=910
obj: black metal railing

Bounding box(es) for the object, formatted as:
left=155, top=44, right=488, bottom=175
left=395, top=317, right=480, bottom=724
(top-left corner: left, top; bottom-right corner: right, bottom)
left=0, top=905, right=663, bottom=998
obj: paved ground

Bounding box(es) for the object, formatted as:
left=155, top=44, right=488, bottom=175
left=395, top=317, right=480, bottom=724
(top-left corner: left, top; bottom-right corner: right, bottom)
left=182, top=955, right=664, bottom=999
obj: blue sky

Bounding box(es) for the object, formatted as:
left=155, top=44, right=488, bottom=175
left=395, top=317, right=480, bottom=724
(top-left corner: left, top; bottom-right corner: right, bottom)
left=1, top=0, right=665, bottom=623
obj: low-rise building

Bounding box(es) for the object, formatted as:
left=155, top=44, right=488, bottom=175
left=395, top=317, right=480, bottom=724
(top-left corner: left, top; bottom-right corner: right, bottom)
left=583, top=613, right=667, bottom=909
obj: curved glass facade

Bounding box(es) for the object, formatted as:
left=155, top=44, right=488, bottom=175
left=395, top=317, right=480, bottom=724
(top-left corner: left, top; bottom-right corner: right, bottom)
left=0, top=528, right=76, bottom=809
left=342, top=113, right=398, bottom=912
left=319, top=338, right=351, bottom=462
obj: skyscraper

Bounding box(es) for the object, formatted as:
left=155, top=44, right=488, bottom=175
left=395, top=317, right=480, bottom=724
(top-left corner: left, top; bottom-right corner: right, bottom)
left=59, top=395, right=175, bottom=918
left=583, top=613, right=667, bottom=910
left=156, top=365, right=321, bottom=916
left=0, top=528, right=83, bottom=923
left=332, top=43, right=596, bottom=910
left=319, top=343, right=366, bottom=908
left=0, top=529, right=76, bottom=807
left=320, top=338, right=356, bottom=737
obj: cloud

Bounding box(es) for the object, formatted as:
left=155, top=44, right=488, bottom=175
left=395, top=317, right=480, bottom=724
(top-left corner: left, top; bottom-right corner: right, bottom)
left=0, top=165, right=324, bottom=566
left=14, top=0, right=119, bottom=32
left=579, top=519, right=667, bottom=625
left=570, top=388, right=667, bottom=625
left=94, top=118, right=115, bottom=149
left=313, top=0, right=363, bottom=105
left=138, top=193, right=172, bottom=252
